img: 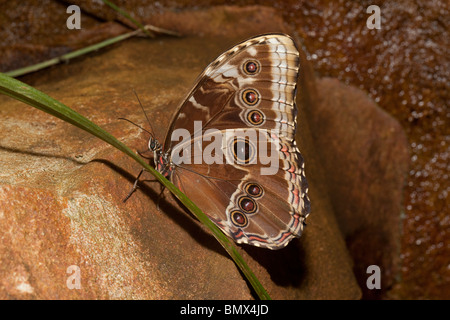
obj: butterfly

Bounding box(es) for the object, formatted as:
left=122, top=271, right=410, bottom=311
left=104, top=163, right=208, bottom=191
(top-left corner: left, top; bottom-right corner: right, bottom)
left=140, top=33, right=310, bottom=250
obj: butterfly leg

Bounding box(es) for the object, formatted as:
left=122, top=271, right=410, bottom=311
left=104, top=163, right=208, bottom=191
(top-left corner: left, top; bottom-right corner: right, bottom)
left=137, top=148, right=153, bottom=159
left=123, top=168, right=145, bottom=203
left=155, top=184, right=166, bottom=211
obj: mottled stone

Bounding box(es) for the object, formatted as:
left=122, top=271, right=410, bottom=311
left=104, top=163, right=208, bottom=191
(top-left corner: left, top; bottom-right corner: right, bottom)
left=298, top=48, right=409, bottom=298
left=0, top=6, right=364, bottom=299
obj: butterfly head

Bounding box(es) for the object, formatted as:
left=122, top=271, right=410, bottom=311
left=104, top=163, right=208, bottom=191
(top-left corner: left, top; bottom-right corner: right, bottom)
left=148, top=136, right=162, bottom=153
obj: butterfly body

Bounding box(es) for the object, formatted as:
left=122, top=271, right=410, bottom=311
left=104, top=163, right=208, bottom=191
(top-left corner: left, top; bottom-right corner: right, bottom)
left=150, top=34, right=310, bottom=249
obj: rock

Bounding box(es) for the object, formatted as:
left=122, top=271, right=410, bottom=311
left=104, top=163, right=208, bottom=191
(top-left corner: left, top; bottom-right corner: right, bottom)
left=298, top=50, right=409, bottom=298
left=0, top=6, right=363, bottom=299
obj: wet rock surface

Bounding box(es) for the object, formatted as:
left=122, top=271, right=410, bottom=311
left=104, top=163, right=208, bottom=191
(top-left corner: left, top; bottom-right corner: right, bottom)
left=303, top=76, right=409, bottom=299
left=1, top=2, right=444, bottom=299
left=1, top=6, right=364, bottom=299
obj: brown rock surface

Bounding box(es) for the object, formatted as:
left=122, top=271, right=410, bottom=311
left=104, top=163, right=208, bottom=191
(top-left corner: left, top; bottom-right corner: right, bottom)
left=301, top=76, right=409, bottom=299
left=0, top=5, right=410, bottom=300
left=0, top=6, right=366, bottom=299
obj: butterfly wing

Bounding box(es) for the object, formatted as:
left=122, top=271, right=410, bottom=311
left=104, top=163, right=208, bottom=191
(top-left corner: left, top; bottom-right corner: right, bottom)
left=163, top=33, right=299, bottom=149
left=170, top=129, right=310, bottom=249
left=163, top=34, right=310, bottom=249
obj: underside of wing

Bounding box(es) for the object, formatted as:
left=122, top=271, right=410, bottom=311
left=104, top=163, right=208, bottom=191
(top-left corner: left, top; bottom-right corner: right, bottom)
left=160, top=34, right=310, bottom=249
left=163, top=34, right=300, bottom=150
left=169, top=128, right=310, bottom=249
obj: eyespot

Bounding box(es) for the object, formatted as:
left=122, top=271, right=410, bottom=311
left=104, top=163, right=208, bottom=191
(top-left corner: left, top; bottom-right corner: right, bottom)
left=243, top=60, right=260, bottom=75
left=245, top=183, right=264, bottom=198
left=246, top=110, right=264, bottom=126
left=231, top=137, right=256, bottom=164
left=231, top=210, right=248, bottom=227
left=238, top=196, right=257, bottom=214
left=241, top=89, right=260, bottom=106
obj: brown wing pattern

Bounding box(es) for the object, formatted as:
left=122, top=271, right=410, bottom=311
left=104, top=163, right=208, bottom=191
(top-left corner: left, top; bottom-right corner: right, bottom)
left=162, top=34, right=310, bottom=249
left=163, top=34, right=300, bottom=149
left=170, top=129, right=310, bottom=249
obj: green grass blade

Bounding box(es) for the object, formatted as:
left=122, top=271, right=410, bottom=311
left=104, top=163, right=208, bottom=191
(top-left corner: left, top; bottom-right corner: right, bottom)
left=101, top=0, right=154, bottom=38
left=0, top=72, right=271, bottom=300
left=5, top=31, right=140, bottom=78
left=5, top=1, right=178, bottom=78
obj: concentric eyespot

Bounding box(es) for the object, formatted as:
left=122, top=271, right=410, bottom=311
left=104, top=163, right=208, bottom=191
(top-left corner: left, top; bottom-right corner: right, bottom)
left=231, top=137, right=256, bottom=164
left=238, top=196, right=257, bottom=214
left=231, top=210, right=248, bottom=227
left=244, top=183, right=264, bottom=198
left=246, top=110, right=264, bottom=126
left=243, top=60, right=260, bottom=75
left=241, top=89, right=260, bottom=106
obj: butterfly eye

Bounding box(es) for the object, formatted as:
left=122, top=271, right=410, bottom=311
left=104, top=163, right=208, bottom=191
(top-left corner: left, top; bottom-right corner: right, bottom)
left=231, top=210, right=248, bottom=227
left=149, top=139, right=156, bottom=150
left=238, top=196, right=257, bottom=214
left=241, top=89, right=260, bottom=106
left=243, top=60, right=260, bottom=75
left=245, top=183, right=264, bottom=198
left=246, top=110, right=264, bottom=126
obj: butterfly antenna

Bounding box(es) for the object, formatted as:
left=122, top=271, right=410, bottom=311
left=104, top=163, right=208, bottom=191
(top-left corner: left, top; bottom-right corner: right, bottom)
left=133, top=89, right=157, bottom=140
left=118, top=117, right=153, bottom=137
